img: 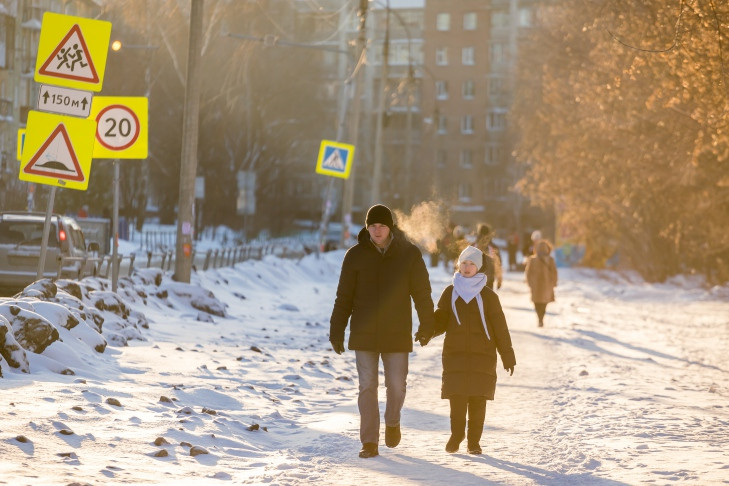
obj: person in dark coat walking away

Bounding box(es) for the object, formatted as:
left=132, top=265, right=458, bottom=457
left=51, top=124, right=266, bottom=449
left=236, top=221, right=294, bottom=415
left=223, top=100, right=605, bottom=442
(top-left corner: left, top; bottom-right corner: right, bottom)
left=434, top=246, right=516, bottom=454
left=329, top=204, right=436, bottom=459
left=525, top=239, right=558, bottom=327
left=476, top=223, right=502, bottom=290
left=506, top=229, right=519, bottom=271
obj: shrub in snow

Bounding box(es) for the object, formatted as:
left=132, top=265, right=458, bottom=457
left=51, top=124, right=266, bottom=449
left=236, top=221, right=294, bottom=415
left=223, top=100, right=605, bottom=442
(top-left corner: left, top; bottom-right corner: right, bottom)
left=159, top=281, right=227, bottom=317
left=55, top=280, right=91, bottom=301
left=17, top=279, right=58, bottom=299
left=0, top=316, right=29, bottom=372
left=90, top=291, right=130, bottom=319
left=132, top=268, right=164, bottom=286
left=26, top=301, right=80, bottom=331
left=0, top=306, right=60, bottom=354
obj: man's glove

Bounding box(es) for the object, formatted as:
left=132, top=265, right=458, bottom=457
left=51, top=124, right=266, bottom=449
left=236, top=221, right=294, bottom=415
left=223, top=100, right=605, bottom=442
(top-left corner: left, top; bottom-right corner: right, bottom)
left=505, top=366, right=514, bottom=376
left=414, top=331, right=431, bottom=347
left=330, top=339, right=345, bottom=355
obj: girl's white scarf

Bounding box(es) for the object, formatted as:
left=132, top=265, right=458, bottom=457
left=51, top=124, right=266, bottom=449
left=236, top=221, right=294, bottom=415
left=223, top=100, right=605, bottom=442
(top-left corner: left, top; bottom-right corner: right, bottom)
left=451, top=272, right=491, bottom=340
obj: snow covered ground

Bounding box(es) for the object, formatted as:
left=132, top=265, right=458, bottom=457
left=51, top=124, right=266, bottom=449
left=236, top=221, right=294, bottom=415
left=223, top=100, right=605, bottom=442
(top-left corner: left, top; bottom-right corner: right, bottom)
left=1, top=249, right=728, bottom=485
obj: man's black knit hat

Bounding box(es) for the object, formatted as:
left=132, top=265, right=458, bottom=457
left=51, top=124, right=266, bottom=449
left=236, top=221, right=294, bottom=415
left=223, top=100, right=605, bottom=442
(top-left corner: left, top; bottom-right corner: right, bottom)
left=365, top=204, right=394, bottom=229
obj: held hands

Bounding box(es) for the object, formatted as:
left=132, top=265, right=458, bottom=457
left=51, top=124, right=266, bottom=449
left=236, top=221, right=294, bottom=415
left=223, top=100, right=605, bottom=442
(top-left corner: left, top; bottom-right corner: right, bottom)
left=505, top=366, right=514, bottom=376
left=414, top=331, right=431, bottom=347
left=330, top=339, right=345, bottom=355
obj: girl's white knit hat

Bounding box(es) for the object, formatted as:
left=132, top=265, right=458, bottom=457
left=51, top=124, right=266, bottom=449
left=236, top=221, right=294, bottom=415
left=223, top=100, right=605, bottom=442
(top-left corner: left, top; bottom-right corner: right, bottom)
left=458, top=246, right=483, bottom=269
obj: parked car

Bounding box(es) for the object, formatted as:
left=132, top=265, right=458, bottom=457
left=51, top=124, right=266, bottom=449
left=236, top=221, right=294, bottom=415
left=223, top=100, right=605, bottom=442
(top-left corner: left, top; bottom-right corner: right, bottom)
left=0, top=212, right=99, bottom=293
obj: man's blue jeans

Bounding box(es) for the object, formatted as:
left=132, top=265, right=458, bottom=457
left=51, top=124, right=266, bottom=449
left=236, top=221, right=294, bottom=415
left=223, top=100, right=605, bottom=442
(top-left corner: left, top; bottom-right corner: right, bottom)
left=355, top=351, right=408, bottom=445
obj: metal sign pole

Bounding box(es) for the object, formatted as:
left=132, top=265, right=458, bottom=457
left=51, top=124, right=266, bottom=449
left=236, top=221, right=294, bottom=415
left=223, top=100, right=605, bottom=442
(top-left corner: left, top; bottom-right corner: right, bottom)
left=112, top=159, right=120, bottom=292
left=37, top=186, right=57, bottom=280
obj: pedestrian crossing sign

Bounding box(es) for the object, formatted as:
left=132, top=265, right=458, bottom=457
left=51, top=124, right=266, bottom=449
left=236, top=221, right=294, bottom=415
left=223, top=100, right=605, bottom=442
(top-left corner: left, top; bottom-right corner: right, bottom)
left=315, top=140, right=355, bottom=179
left=35, top=12, right=111, bottom=92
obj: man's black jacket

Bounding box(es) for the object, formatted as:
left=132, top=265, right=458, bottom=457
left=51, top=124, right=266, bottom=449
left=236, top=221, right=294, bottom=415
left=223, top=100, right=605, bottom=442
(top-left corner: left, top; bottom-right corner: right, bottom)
left=330, top=227, right=435, bottom=352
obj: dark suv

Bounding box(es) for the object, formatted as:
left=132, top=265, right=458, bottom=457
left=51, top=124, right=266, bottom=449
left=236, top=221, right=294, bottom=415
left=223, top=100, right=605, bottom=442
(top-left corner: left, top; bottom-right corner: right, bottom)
left=0, top=212, right=99, bottom=293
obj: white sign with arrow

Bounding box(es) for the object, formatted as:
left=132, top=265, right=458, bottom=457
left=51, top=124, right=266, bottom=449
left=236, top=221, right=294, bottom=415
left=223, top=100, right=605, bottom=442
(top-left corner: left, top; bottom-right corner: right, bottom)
left=36, top=84, right=93, bottom=118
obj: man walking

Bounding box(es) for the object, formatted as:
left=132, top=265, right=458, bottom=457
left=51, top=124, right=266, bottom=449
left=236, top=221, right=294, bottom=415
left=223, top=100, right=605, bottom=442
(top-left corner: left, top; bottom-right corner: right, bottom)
left=329, top=204, right=435, bottom=458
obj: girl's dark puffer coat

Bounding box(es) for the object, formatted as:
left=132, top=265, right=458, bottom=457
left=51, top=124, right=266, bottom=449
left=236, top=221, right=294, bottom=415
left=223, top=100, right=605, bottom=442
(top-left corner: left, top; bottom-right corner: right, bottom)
left=329, top=227, right=435, bottom=353
left=435, top=285, right=516, bottom=399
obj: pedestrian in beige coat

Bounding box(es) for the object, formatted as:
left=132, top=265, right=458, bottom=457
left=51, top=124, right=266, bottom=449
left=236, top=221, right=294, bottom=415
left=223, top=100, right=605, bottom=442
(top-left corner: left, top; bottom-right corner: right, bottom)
left=525, top=239, right=558, bottom=327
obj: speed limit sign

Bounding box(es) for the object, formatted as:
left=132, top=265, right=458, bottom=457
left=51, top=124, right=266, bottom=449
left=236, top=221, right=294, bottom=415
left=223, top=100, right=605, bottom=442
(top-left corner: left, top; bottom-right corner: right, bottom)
left=90, top=96, right=148, bottom=159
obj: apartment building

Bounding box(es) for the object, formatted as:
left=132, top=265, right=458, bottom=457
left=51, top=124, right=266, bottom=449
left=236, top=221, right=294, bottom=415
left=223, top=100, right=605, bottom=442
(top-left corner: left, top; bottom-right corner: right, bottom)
left=289, top=0, right=545, bottom=234
left=416, top=0, right=543, bottom=234
left=286, top=0, right=425, bottom=227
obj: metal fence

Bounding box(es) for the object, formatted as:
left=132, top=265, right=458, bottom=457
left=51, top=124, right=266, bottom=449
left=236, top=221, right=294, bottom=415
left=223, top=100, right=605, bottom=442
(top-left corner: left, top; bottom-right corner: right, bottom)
left=58, top=241, right=307, bottom=281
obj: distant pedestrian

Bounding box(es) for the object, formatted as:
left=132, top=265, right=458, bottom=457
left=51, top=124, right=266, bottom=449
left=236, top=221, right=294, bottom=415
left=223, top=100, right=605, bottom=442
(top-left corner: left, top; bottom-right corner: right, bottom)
left=506, top=229, right=519, bottom=271
left=434, top=246, right=516, bottom=455
left=525, top=239, right=558, bottom=327
left=476, top=223, right=502, bottom=290
left=329, top=204, right=435, bottom=459
left=445, top=225, right=469, bottom=272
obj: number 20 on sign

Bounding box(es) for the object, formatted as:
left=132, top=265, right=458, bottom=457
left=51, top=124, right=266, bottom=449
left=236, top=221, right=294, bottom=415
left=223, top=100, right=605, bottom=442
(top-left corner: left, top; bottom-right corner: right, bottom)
left=89, top=96, right=148, bottom=159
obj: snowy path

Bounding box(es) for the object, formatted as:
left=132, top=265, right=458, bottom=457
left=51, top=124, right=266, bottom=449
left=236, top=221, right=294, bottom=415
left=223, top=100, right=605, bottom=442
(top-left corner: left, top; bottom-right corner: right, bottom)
left=283, top=266, right=729, bottom=485
left=2, top=252, right=728, bottom=485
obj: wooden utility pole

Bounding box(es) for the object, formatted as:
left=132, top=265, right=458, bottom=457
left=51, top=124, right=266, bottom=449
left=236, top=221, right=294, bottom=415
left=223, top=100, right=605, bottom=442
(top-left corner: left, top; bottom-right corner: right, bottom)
left=340, top=0, right=368, bottom=244
left=174, top=0, right=204, bottom=282
left=370, top=2, right=389, bottom=205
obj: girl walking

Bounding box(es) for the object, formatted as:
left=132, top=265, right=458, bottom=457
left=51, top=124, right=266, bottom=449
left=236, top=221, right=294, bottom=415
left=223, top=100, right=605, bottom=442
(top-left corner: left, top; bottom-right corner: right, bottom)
left=434, top=246, right=516, bottom=454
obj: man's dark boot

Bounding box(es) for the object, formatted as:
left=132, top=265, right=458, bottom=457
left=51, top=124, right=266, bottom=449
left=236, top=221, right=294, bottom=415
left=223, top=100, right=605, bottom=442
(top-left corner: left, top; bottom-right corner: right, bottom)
left=359, top=442, right=379, bottom=458
left=385, top=425, right=401, bottom=448
left=467, top=397, right=486, bottom=455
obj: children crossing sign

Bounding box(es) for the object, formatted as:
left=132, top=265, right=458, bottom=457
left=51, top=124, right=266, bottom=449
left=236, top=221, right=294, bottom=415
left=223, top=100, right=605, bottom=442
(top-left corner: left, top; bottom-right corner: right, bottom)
left=35, top=12, right=111, bottom=92
left=315, top=140, right=355, bottom=179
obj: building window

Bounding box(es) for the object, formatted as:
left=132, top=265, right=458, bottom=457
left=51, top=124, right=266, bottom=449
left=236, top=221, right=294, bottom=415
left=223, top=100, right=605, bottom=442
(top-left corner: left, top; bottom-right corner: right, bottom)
left=438, top=114, right=447, bottom=134
left=435, top=47, right=448, bottom=66
left=492, top=10, right=509, bottom=28
left=462, top=46, right=475, bottom=66
left=490, top=42, right=506, bottom=64
left=436, top=13, right=450, bottom=31
left=485, top=144, right=504, bottom=165
left=458, top=183, right=472, bottom=202
left=463, top=80, right=475, bottom=99
left=488, top=77, right=504, bottom=97
left=463, top=12, right=477, bottom=30
left=0, top=15, right=14, bottom=70
left=519, top=7, right=533, bottom=27
left=483, top=178, right=508, bottom=200
left=487, top=109, right=507, bottom=131
left=461, top=115, right=474, bottom=134
left=436, top=149, right=447, bottom=168
left=435, top=80, right=448, bottom=100
left=460, top=150, right=473, bottom=168
left=389, top=42, right=413, bottom=65
left=322, top=50, right=337, bottom=68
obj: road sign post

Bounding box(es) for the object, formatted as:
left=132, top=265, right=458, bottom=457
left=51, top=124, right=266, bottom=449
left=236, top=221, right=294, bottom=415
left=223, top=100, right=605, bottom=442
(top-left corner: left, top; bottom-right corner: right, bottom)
left=22, top=12, right=111, bottom=281
left=315, top=139, right=355, bottom=253
left=89, top=96, right=148, bottom=293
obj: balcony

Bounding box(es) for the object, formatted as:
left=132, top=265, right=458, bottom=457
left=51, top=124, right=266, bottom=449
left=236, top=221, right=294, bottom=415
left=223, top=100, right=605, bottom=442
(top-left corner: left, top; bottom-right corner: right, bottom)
left=0, top=98, right=12, bottom=121
left=20, top=105, right=31, bottom=124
